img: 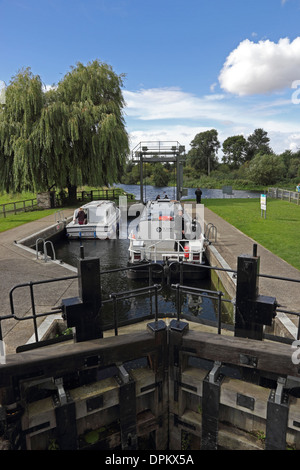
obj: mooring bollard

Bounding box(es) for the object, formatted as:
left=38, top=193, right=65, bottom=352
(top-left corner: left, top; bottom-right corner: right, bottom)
left=61, top=257, right=103, bottom=342
left=234, top=251, right=277, bottom=340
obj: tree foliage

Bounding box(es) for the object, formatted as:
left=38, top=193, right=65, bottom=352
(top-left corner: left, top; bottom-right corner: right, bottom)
left=248, top=153, right=285, bottom=185
left=0, top=68, right=44, bottom=192
left=246, top=128, right=272, bottom=160
left=187, top=129, right=220, bottom=174
left=152, top=163, right=170, bottom=187
left=222, top=135, right=248, bottom=169
left=0, top=60, right=129, bottom=196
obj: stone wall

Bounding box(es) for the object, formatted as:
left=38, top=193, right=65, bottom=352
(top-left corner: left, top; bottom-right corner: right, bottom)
left=37, top=191, right=56, bottom=209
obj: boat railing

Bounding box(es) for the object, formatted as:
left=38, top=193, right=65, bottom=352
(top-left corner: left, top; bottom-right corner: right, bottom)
left=135, top=238, right=205, bottom=263
left=129, top=238, right=178, bottom=262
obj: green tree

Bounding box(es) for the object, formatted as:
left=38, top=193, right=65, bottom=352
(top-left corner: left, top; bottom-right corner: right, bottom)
left=222, top=135, right=248, bottom=169
left=187, top=129, right=220, bottom=175
left=0, top=68, right=45, bottom=192
left=246, top=128, right=272, bottom=160
left=152, top=163, right=169, bottom=186
left=248, top=153, right=285, bottom=185
left=0, top=60, right=129, bottom=199
left=40, top=60, right=129, bottom=200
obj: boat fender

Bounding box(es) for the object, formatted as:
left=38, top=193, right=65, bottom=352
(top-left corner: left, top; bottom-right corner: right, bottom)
left=169, top=261, right=179, bottom=274
left=184, top=245, right=189, bottom=259
left=164, top=264, right=170, bottom=276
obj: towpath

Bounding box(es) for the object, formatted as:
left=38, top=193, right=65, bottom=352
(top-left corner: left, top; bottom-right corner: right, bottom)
left=0, top=210, right=76, bottom=352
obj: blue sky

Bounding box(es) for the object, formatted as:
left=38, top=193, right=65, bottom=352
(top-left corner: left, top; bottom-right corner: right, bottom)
left=1, top=0, right=300, bottom=156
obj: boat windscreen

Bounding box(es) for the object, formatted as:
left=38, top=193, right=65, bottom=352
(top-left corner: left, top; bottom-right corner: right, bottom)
left=143, top=203, right=181, bottom=221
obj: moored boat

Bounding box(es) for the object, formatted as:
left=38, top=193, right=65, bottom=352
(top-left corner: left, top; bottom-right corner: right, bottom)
left=127, top=199, right=208, bottom=280
left=66, top=200, right=120, bottom=239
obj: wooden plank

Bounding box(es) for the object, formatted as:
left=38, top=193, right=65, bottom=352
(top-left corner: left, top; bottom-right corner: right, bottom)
left=0, top=331, right=156, bottom=387
left=70, top=376, right=119, bottom=419
left=181, top=330, right=300, bottom=378
left=220, top=377, right=269, bottom=419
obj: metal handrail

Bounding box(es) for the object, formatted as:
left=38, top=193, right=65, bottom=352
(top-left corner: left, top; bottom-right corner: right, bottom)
left=205, top=223, right=217, bottom=242
left=7, top=274, right=79, bottom=344
left=35, top=238, right=57, bottom=262
left=5, top=255, right=300, bottom=351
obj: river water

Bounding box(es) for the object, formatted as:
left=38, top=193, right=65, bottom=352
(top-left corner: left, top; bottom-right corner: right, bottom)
left=115, top=184, right=261, bottom=201
left=54, top=185, right=255, bottom=329
left=54, top=232, right=221, bottom=329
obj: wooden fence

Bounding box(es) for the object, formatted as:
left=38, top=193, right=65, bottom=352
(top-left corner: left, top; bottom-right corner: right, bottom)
left=268, top=187, right=300, bottom=205
left=75, top=188, right=134, bottom=203
left=0, top=199, right=37, bottom=218
left=0, top=188, right=134, bottom=218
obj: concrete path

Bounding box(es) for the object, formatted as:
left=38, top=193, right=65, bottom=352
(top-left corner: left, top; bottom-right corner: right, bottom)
left=0, top=210, right=77, bottom=353
left=1, top=205, right=300, bottom=353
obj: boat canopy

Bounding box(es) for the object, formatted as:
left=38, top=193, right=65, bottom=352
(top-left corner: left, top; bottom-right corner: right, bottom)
left=141, top=200, right=183, bottom=222
left=74, top=201, right=118, bottom=224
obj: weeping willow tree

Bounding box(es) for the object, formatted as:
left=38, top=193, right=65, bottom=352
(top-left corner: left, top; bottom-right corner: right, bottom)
left=0, top=68, right=46, bottom=192
left=0, top=60, right=129, bottom=198
left=40, top=60, right=129, bottom=200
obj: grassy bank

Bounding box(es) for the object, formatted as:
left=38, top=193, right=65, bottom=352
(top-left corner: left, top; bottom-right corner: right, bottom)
left=0, top=186, right=128, bottom=233
left=204, top=198, right=300, bottom=270
left=0, top=208, right=61, bottom=233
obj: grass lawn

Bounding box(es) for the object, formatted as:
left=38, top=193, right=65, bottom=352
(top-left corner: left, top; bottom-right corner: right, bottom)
left=0, top=186, right=128, bottom=233
left=204, top=198, right=300, bottom=270
left=0, top=208, right=63, bottom=233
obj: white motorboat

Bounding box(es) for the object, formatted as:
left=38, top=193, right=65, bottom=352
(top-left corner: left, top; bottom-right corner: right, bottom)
left=127, top=199, right=208, bottom=280
left=66, top=200, right=121, bottom=239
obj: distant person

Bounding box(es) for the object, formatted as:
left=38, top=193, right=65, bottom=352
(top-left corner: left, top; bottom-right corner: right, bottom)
left=164, top=194, right=169, bottom=199
left=195, top=187, right=202, bottom=204
left=297, top=184, right=300, bottom=193
left=76, top=208, right=86, bottom=225
left=156, top=194, right=161, bottom=200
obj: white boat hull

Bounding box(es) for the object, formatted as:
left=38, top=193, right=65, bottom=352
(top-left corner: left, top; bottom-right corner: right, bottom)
left=66, top=200, right=120, bottom=239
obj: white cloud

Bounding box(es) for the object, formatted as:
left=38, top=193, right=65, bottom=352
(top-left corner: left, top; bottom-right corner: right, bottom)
left=219, top=37, right=300, bottom=96
left=288, top=134, right=300, bottom=151
left=210, top=82, right=217, bottom=92
left=124, top=87, right=234, bottom=122
left=42, top=84, right=57, bottom=92
left=124, top=86, right=300, bottom=154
